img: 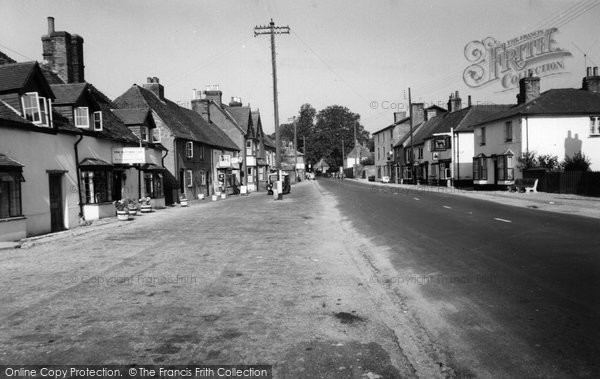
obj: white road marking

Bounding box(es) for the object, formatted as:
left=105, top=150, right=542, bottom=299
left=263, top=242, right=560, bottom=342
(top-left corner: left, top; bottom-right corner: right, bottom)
left=443, top=206, right=452, bottom=209
left=414, top=197, right=420, bottom=201
left=494, top=218, right=512, bottom=223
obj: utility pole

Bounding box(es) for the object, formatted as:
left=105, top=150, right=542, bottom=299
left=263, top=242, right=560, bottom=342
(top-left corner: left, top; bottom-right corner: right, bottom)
left=254, top=19, right=290, bottom=170
left=289, top=116, right=298, bottom=182
left=409, top=87, right=414, bottom=185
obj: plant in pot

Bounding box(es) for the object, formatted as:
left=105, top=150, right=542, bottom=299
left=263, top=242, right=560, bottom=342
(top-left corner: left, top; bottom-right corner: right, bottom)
left=180, top=194, right=188, bottom=207
left=140, top=196, right=152, bottom=213
left=113, top=199, right=129, bottom=221
left=127, top=198, right=139, bottom=216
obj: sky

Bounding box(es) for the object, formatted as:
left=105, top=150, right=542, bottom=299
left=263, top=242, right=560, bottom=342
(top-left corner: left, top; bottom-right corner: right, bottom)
left=1, top=0, right=599, bottom=135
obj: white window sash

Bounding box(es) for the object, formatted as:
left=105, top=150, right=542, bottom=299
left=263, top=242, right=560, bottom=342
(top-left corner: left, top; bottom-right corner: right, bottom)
left=93, top=111, right=103, bottom=131
left=152, top=127, right=161, bottom=142
left=75, top=107, right=90, bottom=128
left=21, top=92, right=41, bottom=123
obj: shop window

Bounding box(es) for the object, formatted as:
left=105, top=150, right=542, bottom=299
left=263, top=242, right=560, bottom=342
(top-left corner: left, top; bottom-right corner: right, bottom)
left=81, top=170, right=113, bottom=204
left=144, top=173, right=163, bottom=198
left=75, top=107, right=90, bottom=128
left=0, top=171, right=24, bottom=218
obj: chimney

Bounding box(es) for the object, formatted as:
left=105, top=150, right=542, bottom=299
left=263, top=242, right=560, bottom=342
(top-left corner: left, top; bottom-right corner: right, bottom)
left=229, top=96, right=243, bottom=107
left=203, top=85, right=222, bottom=106
left=143, top=77, right=164, bottom=100
left=582, top=66, right=600, bottom=93
left=41, top=17, right=84, bottom=83
left=447, top=91, right=462, bottom=112
left=468, top=95, right=472, bottom=107
left=393, top=111, right=406, bottom=123
left=410, top=103, right=425, bottom=125
left=517, top=71, right=540, bottom=104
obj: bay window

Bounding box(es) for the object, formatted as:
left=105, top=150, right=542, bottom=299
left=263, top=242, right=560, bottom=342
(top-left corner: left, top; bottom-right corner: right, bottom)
left=144, top=173, right=164, bottom=198
left=473, top=156, right=488, bottom=180
left=81, top=170, right=113, bottom=204
left=0, top=171, right=24, bottom=218
left=497, top=154, right=514, bottom=181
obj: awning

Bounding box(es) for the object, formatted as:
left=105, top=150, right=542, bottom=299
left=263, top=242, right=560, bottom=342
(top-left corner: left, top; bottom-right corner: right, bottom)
left=141, top=163, right=166, bottom=172
left=0, top=154, right=24, bottom=172
left=80, top=157, right=113, bottom=168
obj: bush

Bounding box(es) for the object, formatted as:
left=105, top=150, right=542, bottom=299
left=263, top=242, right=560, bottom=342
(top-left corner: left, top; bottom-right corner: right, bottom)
left=561, top=152, right=591, bottom=171
left=537, top=154, right=560, bottom=171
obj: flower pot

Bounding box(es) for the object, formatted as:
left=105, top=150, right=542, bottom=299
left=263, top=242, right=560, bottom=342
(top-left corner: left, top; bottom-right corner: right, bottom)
left=220, top=193, right=226, bottom=200
left=211, top=195, right=218, bottom=201
left=140, top=204, right=152, bottom=213
left=128, top=208, right=138, bottom=216
left=198, top=194, right=205, bottom=200
left=180, top=200, right=188, bottom=207
left=116, top=210, right=129, bottom=221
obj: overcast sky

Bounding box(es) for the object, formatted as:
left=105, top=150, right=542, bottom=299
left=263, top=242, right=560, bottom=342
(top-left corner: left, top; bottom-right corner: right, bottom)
left=1, top=0, right=599, bottom=134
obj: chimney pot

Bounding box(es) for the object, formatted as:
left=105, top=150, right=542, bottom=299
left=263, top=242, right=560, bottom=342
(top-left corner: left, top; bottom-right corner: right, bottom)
left=468, top=95, right=472, bottom=107
left=587, top=67, right=592, bottom=76
left=47, top=17, right=55, bottom=34
left=455, top=90, right=459, bottom=98
left=147, top=77, right=152, bottom=83
left=594, top=67, right=598, bottom=76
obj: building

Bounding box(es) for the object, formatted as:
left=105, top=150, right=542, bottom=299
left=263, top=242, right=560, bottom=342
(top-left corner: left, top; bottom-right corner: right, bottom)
left=114, top=80, right=239, bottom=203
left=373, top=111, right=411, bottom=179
left=472, top=69, right=600, bottom=188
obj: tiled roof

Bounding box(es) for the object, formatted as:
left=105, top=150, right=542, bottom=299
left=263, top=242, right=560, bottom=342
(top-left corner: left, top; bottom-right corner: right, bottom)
left=114, top=85, right=238, bottom=150
left=227, top=106, right=252, bottom=135
left=0, top=153, right=24, bottom=168
left=0, top=62, right=37, bottom=93
left=263, top=135, right=276, bottom=149
left=111, top=108, right=151, bottom=125
left=476, top=89, right=600, bottom=125
left=0, top=50, right=16, bottom=65
left=51, top=83, right=87, bottom=104
left=0, top=100, right=32, bottom=125
left=454, top=105, right=512, bottom=132
left=394, top=121, right=426, bottom=148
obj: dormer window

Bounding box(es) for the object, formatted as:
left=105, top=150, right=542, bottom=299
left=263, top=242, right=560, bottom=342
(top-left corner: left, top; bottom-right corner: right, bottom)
left=140, top=126, right=149, bottom=142
left=92, top=111, right=103, bottom=131
left=75, top=107, right=90, bottom=128
left=21, top=92, right=51, bottom=127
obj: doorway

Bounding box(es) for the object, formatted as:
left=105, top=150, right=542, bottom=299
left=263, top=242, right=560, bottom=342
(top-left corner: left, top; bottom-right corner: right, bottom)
left=48, top=173, right=64, bottom=232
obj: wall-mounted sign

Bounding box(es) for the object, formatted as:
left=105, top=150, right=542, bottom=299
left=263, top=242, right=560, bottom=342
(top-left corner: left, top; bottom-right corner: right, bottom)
left=463, top=28, right=571, bottom=90
left=218, top=155, right=231, bottom=168
left=433, top=152, right=439, bottom=161
left=112, top=147, right=146, bottom=164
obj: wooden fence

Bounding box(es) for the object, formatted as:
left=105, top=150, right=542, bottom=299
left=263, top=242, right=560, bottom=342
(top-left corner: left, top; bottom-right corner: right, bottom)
left=523, top=170, right=600, bottom=197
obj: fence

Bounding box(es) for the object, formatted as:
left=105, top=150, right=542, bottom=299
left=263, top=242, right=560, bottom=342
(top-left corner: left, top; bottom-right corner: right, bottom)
left=523, top=170, right=600, bottom=197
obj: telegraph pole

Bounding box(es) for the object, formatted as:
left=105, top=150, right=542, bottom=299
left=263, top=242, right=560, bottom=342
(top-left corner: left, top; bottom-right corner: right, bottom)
left=254, top=19, right=290, bottom=170
left=409, top=87, right=414, bottom=184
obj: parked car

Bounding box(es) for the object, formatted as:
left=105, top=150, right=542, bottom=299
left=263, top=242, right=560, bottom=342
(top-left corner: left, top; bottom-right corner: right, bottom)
left=381, top=176, right=390, bottom=183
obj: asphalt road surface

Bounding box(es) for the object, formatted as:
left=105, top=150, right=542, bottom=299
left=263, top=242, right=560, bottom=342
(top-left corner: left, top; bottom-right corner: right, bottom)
left=318, top=178, right=600, bottom=378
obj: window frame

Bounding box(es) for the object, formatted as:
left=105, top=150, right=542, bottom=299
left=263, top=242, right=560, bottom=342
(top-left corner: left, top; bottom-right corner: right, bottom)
left=504, top=121, right=513, bottom=142
left=74, top=106, right=90, bottom=128
left=92, top=111, right=103, bottom=131
left=185, top=141, right=193, bottom=158
left=473, top=156, right=488, bottom=180
left=480, top=127, right=486, bottom=146
left=186, top=169, right=193, bottom=187
left=590, top=117, right=600, bottom=136
left=0, top=171, right=24, bottom=218
left=21, top=92, right=51, bottom=127
left=80, top=169, right=113, bottom=204
left=152, top=127, right=161, bottom=143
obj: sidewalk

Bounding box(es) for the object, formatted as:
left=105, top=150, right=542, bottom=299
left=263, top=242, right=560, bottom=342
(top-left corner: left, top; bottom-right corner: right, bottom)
left=352, top=178, right=600, bottom=219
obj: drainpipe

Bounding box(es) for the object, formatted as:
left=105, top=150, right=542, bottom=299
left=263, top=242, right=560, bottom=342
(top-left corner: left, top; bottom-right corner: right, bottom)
left=73, top=133, right=84, bottom=219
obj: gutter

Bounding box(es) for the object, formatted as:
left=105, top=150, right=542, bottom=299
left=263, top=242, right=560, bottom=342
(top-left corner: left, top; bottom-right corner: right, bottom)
left=73, top=133, right=84, bottom=219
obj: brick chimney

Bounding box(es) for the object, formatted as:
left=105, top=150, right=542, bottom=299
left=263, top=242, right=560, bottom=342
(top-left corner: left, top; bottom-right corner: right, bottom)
left=393, top=111, right=406, bottom=123
left=41, top=17, right=84, bottom=83
left=143, top=77, right=164, bottom=100
left=582, top=66, right=600, bottom=93
left=191, top=89, right=210, bottom=122
left=203, top=85, right=222, bottom=106
left=447, top=91, right=462, bottom=112
left=410, top=103, right=425, bottom=125
left=517, top=71, right=540, bottom=104
left=228, top=96, right=243, bottom=107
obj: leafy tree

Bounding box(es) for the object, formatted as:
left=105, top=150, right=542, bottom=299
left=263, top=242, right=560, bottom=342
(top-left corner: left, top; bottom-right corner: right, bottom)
left=537, top=154, right=559, bottom=171
left=517, top=151, right=538, bottom=170
left=561, top=152, right=591, bottom=171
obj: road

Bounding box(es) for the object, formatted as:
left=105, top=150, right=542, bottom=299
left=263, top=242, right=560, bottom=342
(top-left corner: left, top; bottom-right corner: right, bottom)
left=318, top=178, right=600, bottom=378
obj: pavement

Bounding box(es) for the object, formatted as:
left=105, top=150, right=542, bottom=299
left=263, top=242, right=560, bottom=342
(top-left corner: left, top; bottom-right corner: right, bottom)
left=352, top=178, right=600, bottom=220
left=0, top=182, right=447, bottom=378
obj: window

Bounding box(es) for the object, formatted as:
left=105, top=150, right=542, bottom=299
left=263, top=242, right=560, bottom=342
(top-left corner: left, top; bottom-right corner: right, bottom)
left=0, top=171, right=24, bottom=218
left=186, top=170, right=193, bottom=187
left=75, top=107, right=89, bottom=128
left=473, top=156, right=488, bottom=180
left=505, top=121, right=513, bottom=141
left=247, top=167, right=254, bottom=183
left=140, top=126, right=149, bottom=142
left=418, top=147, right=423, bottom=159
left=186, top=141, right=193, bottom=158
left=590, top=117, right=600, bottom=136
left=377, top=148, right=380, bottom=161
left=143, top=173, right=163, bottom=198
left=497, top=155, right=514, bottom=181
left=200, top=170, right=206, bottom=186
left=246, top=140, right=253, bottom=156
left=199, top=145, right=204, bottom=160
left=81, top=170, right=113, bottom=204
left=21, top=92, right=50, bottom=126
left=92, top=111, right=103, bottom=131
left=480, top=127, right=486, bottom=145
left=403, top=166, right=412, bottom=179
left=152, top=127, right=161, bottom=143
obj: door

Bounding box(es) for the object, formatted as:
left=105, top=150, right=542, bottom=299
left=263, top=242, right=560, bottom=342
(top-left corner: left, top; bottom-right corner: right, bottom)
left=112, top=171, right=122, bottom=201
left=48, top=173, right=64, bottom=232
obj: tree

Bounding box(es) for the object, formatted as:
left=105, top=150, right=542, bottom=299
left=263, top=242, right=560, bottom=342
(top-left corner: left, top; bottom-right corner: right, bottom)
left=278, top=103, right=316, bottom=155
left=561, top=152, right=591, bottom=171
left=537, top=154, right=559, bottom=171
left=309, top=105, right=369, bottom=171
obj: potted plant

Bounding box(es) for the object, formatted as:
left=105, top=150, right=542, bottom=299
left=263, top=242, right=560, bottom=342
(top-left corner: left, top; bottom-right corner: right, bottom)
left=113, top=199, right=129, bottom=221
left=140, top=196, right=152, bottom=213
left=127, top=198, right=139, bottom=216
left=180, top=194, right=188, bottom=207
